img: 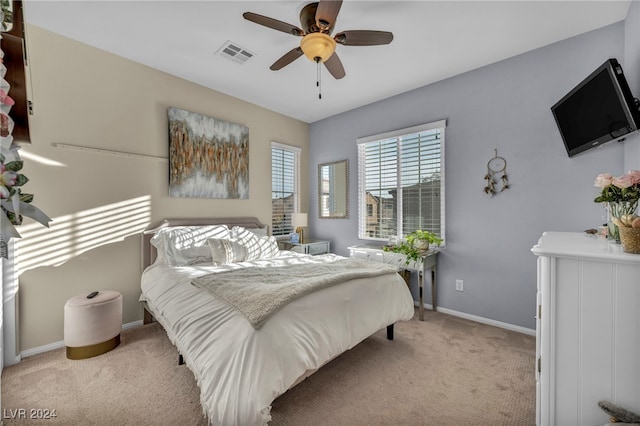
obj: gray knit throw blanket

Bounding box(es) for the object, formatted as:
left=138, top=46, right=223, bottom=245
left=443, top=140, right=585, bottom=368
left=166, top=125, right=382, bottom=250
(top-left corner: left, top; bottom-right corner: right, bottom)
left=191, top=257, right=398, bottom=329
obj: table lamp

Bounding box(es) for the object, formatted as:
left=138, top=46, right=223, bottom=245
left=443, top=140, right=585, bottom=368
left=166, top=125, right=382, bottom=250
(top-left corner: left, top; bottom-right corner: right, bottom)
left=291, top=213, right=308, bottom=244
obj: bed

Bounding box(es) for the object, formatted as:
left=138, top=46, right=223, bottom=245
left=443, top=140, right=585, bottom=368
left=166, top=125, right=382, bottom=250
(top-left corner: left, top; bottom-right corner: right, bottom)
left=139, top=217, right=414, bottom=425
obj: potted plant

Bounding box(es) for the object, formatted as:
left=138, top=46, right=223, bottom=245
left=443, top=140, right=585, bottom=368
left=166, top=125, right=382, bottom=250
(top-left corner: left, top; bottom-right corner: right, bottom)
left=382, top=241, right=422, bottom=265
left=382, top=230, right=442, bottom=266
left=405, top=230, right=443, bottom=251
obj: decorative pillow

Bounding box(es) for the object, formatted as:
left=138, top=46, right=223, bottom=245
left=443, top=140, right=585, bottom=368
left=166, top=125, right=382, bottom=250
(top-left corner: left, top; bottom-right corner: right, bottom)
left=207, top=238, right=228, bottom=265
left=151, top=225, right=231, bottom=266
left=231, top=226, right=262, bottom=260
left=256, top=235, right=280, bottom=259
left=208, top=238, right=247, bottom=264
left=229, top=226, right=281, bottom=260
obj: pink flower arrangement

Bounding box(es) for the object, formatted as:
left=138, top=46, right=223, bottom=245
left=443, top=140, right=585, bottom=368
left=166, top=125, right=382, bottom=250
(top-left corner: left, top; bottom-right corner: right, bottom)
left=594, top=170, right=640, bottom=229
left=594, top=170, right=640, bottom=205
left=0, top=162, right=17, bottom=198
left=0, top=153, right=31, bottom=226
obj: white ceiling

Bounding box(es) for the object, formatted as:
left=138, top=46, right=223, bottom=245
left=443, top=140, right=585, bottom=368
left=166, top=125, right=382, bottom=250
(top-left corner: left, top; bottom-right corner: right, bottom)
left=24, top=1, right=631, bottom=123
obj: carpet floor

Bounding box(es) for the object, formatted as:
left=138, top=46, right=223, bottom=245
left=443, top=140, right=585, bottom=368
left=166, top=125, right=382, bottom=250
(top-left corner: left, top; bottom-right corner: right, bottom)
left=1, top=309, right=536, bottom=425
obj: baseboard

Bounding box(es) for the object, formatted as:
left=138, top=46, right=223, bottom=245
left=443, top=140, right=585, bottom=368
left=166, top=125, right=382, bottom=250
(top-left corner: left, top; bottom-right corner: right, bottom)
left=19, top=320, right=144, bottom=359
left=122, top=320, right=144, bottom=330
left=415, top=302, right=536, bottom=336
left=20, top=309, right=535, bottom=359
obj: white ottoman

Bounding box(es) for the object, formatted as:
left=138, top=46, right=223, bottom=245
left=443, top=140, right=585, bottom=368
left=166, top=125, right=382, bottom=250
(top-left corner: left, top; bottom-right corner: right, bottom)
left=64, top=290, right=122, bottom=360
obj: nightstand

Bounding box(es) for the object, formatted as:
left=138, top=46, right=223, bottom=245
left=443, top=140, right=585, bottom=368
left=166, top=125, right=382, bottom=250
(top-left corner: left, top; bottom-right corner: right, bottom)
left=278, top=239, right=331, bottom=255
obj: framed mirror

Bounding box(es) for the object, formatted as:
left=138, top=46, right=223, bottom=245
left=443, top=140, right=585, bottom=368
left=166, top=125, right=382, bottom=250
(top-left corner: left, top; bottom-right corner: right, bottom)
left=318, top=160, right=348, bottom=218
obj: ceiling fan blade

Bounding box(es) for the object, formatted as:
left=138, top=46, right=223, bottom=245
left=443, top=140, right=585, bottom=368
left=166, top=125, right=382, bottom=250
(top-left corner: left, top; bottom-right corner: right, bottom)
left=270, top=47, right=304, bottom=71
left=335, top=30, right=394, bottom=46
left=243, top=12, right=304, bottom=36
left=316, top=0, right=343, bottom=32
left=324, top=52, right=346, bottom=80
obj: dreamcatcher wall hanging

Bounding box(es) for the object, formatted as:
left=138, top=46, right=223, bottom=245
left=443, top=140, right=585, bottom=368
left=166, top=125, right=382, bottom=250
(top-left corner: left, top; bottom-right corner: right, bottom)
left=483, top=149, right=509, bottom=196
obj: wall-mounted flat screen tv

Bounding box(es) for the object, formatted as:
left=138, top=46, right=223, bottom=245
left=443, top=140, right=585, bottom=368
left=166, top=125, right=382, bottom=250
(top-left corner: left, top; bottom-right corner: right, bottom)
left=551, top=58, right=640, bottom=158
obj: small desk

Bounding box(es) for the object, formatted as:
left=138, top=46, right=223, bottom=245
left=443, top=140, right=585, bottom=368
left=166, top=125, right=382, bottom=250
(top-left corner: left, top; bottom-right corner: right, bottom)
left=348, top=244, right=439, bottom=321
left=278, top=239, right=331, bottom=255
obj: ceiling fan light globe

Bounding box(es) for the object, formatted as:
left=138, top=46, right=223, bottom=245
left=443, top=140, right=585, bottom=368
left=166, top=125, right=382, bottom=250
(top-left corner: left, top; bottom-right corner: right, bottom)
left=300, top=32, right=336, bottom=63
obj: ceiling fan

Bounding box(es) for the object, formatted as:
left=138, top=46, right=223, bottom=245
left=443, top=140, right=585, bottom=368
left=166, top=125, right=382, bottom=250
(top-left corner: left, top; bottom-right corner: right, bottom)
left=243, top=1, right=393, bottom=81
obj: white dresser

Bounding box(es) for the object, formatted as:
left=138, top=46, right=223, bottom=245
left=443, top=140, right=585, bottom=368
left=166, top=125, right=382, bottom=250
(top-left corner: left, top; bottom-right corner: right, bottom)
left=531, top=232, right=640, bottom=426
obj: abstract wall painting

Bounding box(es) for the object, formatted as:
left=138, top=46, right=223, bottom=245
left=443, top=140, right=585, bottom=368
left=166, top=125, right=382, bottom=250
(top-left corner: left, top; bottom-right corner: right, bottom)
left=168, top=107, right=249, bottom=199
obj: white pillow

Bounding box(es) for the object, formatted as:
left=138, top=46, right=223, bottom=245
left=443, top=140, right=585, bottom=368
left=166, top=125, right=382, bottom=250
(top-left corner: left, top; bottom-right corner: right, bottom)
left=247, top=227, right=268, bottom=237
left=230, top=227, right=280, bottom=260
left=231, top=225, right=269, bottom=238
left=231, top=226, right=262, bottom=260
left=150, top=225, right=230, bottom=266
left=256, top=235, right=279, bottom=259
left=208, top=238, right=246, bottom=264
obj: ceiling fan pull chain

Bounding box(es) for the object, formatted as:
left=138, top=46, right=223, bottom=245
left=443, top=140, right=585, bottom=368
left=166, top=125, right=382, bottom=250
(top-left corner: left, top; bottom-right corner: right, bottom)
left=316, top=57, right=322, bottom=99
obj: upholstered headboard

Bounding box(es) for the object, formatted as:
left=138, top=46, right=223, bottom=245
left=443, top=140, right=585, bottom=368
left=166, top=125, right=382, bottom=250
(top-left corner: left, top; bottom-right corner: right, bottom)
left=141, top=217, right=268, bottom=271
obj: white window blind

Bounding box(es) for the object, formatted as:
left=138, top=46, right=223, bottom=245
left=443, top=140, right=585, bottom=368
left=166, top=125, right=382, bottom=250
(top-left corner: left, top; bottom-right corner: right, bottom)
left=357, top=120, right=446, bottom=241
left=271, top=142, right=301, bottom=236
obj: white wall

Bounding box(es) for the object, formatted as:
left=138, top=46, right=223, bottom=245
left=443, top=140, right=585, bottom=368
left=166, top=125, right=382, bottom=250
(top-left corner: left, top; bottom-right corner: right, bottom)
left=309, top=22, right=628, bottom=330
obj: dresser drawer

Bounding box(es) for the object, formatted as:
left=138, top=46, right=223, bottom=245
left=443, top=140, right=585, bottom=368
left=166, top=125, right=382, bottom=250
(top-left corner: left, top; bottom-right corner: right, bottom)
left=308, top=242, right=329, bottom=255
left=279, top=239, right=331, bottom=255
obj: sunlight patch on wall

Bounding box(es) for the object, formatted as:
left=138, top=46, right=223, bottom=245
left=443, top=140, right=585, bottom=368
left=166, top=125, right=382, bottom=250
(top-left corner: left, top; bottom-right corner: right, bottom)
left=3, top=239, right=17, bottom=303
left=20, top=149, right=67, bottom=167
left=14, top=195, right=152, bottom=275
left=19, top=149, right=67, bottom=167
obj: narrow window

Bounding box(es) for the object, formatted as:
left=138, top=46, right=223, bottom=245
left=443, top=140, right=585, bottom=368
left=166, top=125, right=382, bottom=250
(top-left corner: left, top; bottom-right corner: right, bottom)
left=271, top=142, right=301, bottom=236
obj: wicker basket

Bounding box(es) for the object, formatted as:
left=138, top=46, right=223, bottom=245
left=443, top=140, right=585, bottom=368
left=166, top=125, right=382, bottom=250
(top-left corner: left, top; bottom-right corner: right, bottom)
left=619, top=226, right=640, bottom=254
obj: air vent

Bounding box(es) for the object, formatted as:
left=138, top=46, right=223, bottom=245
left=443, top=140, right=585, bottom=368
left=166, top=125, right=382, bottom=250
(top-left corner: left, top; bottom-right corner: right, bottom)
left=217, top=41, right=254, bottom=64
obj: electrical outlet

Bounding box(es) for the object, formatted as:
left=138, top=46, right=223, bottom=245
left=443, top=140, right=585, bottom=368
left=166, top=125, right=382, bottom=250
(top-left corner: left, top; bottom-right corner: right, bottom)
left=456, top=279, right=464, bottom=292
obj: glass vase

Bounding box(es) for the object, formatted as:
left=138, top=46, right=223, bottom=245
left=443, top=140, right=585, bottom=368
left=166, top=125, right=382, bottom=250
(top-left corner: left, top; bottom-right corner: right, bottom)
left=607, top=221, right=620, bottom=243
left=606, top=201, right=639, bottom=243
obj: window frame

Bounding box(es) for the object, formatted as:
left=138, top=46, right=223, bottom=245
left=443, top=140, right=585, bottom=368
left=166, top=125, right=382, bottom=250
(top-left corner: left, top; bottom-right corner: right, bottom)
left=356, top=119, right=446, bottom=243
left=271, top=142, right=301, bottom=237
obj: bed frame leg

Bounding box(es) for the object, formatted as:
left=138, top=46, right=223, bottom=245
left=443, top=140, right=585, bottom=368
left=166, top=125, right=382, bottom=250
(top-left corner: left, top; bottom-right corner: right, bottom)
left=386, top=324, right=394, bottom=340
left=143, top=308, right=154, bottom=325
left=179, top=354, right=184, bottom=365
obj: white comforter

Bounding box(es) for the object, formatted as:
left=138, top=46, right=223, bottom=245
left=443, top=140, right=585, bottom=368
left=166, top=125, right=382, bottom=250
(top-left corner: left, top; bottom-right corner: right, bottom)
left=140, top=252, right=414, bottom=425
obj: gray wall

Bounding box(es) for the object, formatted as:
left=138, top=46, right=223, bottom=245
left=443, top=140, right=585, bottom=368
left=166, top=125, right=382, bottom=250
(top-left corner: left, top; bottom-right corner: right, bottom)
left=308, top=20, right=637, bottom=330
left=625, top=0, right=640, bottom=171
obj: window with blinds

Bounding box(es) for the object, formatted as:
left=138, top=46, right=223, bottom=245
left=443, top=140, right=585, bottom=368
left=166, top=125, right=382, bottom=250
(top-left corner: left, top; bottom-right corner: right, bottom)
left=271, top=143, right=301, bottom=236
left=357, top=120, right=446, bottom=242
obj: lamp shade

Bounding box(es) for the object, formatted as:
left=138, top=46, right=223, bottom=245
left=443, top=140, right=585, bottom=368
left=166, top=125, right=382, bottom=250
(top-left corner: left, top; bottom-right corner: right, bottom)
left=291, top=213, right=308, bottom=228
left=300, top=33, right=336, bottom=63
